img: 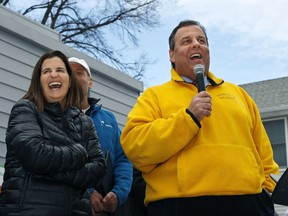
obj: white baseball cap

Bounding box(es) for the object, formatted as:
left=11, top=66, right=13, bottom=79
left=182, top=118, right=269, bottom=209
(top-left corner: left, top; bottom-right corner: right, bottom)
left=68, top=57, right=91, bottom=77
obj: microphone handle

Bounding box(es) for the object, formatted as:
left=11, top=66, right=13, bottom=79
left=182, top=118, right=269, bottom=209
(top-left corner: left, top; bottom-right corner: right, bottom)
left=196, top=73, right=206, bottom=92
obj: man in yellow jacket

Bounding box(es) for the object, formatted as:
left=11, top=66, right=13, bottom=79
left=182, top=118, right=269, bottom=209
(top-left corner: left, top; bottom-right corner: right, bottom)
left=120, top=19, right=279, bottom=216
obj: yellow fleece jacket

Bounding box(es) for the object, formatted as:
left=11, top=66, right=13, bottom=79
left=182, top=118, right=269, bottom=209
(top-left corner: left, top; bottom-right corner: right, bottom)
left=121, top=69, right=279, bottom=205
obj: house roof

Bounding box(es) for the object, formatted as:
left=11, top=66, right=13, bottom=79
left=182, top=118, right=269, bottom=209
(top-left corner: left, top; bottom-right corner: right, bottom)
left=240, top=77, right=288, bottom=118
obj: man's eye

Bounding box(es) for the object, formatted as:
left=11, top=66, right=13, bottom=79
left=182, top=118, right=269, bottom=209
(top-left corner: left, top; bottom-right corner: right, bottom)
left=77, top=71, right=84, bottom=76
left=183, top=39, right=191, bottom=44
left=199, top=38, right=207, bottom=45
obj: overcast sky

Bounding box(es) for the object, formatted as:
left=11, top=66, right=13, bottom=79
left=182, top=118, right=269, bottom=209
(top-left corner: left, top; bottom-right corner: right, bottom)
left=136, top=0, right=288, bottom=88
left=11, top=0, right=288, bottom=88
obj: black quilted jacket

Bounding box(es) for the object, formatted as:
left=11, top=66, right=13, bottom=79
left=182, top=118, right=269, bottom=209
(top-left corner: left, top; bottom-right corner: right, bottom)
left=0, top=99, right=106, bottom=216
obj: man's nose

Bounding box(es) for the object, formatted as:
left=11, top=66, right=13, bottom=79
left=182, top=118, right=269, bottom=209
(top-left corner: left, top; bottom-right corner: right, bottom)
left=191, top=39, right=201, bottom=48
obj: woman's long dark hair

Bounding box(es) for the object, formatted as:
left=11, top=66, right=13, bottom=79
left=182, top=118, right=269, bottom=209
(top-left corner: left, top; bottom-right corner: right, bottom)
left=22, top=50, right=83, bottom=112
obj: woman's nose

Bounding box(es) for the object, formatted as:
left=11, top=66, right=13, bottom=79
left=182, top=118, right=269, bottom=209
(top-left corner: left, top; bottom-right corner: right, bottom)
left=50, top=70, right=59, bottom=77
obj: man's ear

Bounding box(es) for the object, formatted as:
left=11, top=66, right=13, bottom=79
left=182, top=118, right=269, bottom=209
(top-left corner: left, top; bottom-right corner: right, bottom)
left=88, top=77, right=94, bottom=89
left=169, top=49, right=175, bottom=63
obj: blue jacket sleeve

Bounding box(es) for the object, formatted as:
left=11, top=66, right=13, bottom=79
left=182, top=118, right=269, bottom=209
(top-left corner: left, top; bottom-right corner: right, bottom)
left=112, top=128, right=133, bottom=206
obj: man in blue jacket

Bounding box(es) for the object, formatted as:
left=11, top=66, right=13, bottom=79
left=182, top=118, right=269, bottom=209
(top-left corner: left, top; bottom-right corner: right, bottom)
left=69, top=57, right=133, bottom=216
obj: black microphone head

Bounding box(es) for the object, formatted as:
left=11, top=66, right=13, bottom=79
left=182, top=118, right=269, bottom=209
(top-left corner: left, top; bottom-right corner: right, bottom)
left=193, top=64, right=206, bottom=92
left=193, top=64, right=205, bottom=75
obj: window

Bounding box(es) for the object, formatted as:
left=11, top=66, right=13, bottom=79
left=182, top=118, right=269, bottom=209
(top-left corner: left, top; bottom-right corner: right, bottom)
left=263, top=118, right=287, bottom=167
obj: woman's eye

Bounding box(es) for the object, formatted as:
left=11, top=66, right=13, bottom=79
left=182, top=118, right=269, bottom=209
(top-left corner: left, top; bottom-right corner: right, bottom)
left=57, top=69, right=66, bottom=73
left=42, top=70, right=50, bottom=74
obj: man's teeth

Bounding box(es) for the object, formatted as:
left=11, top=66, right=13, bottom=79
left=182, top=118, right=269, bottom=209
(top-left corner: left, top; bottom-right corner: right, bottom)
left=190, top=53, right=201, bottom=59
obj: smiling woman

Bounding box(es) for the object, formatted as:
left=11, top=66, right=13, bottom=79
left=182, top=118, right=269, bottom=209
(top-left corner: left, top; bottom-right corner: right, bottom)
left=0, top=50, right=106, bottom=216
left=21, top=50, right=84, bottom=112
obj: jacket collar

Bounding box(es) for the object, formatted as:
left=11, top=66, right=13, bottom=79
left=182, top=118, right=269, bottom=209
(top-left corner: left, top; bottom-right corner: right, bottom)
left=44, top=102, right=80, bottom=117
left=86, top=97, right=101, bottom=115
left=170, top=68, right=224, bottom=87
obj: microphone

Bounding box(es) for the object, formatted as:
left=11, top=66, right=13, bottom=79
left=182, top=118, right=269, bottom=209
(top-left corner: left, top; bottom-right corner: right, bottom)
left=193, top=64, right=206, bottom=92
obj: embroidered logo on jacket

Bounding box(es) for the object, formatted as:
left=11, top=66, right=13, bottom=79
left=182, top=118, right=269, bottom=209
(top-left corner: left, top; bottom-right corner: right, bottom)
left=101, top=121, right=113, bottom=128
left=217, top=93, right=235, bottom=100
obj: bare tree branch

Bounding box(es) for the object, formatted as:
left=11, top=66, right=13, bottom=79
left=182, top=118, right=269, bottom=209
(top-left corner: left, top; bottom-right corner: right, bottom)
left=3, top=0, right=162, bottom=80
left=0, top=0, right=10, bottom=6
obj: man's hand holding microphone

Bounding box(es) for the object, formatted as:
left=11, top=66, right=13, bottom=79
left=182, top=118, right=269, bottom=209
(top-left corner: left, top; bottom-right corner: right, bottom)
left=187, top=64, right=212, bottom=122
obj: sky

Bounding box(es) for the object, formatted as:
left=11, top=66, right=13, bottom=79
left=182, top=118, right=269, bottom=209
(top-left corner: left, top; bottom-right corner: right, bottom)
left=10, top=0, right=288, bottom=89
left=134, top=0, right=288, bottom=88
